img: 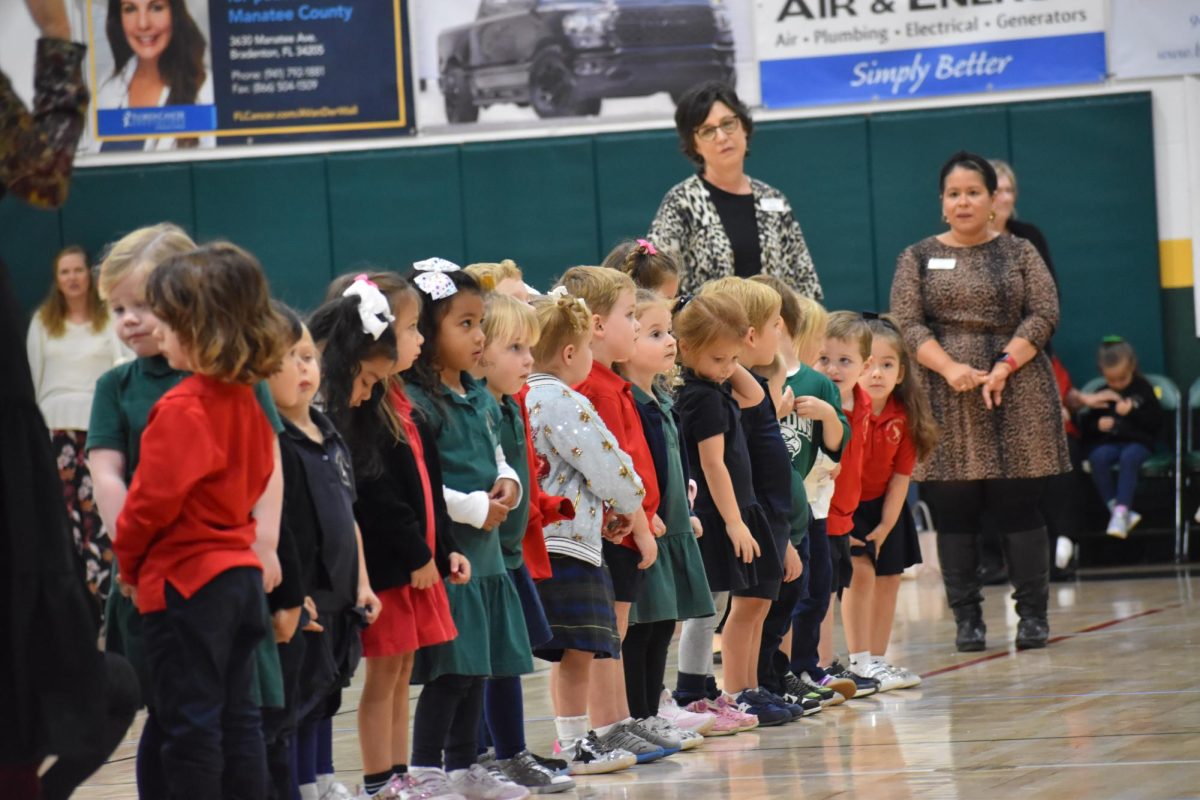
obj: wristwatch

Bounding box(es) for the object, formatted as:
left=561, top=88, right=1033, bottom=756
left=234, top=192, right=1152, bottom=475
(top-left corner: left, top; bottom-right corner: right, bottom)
left=995, top=352, right=1018, bottom=372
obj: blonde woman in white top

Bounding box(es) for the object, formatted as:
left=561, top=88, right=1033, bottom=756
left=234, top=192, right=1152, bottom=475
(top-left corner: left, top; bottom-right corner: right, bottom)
left=26, top=245, right=125, bottom=612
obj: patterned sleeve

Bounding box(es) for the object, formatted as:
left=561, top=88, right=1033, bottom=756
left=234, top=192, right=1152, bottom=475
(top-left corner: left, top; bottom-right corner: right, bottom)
left=0, top=39, right=89, bottom=209
left=1012, top=238, right=1060, bottom=349
left=889, top=245, right=936, bottom=354
left=647, top=183, right=690, bottom=267
left=544, top=392, right=645, bottom=515
left=781, top=202, right=823, bottom=300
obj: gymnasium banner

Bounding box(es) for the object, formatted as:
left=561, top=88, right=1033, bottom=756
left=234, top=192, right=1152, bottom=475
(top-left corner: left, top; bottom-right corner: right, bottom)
left=84, top=0, right=412, bottom=153
left=1110, top=0, right=1200, bottom=80
left=756, top=0, right=1107, bottom=109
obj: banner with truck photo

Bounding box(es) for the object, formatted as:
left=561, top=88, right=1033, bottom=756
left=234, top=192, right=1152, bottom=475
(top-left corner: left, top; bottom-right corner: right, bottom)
left=754, top=0, right=1108, bottom=109
left=84, top=0, right=412, bottom=153
left=408, top=0, right=755, bottom=133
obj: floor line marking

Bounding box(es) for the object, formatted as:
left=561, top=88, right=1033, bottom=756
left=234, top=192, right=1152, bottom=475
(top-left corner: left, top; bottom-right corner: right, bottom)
left=919, top=602, right=1183, bottom=679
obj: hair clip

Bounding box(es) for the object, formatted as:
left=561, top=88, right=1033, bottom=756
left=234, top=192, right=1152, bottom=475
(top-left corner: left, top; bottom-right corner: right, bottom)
left=342, top=276, right=395, bottom=340
left=636, top=238, right=658, bottom=256
left=414, top=257, right=461, bottom=273
left=673, top=292, right=693, bottom=314
left=548, top=285, right=569, bottom=299
left=1101, top=334, right=1125, bottom=345
left=860, top=310, right=880, bottom=320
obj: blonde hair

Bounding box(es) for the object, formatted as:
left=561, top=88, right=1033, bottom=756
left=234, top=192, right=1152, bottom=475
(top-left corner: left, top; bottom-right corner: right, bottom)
left=484, top=292, right=540, bottom=348
left=531, top=293, right=591, bottom=367
left=37, top=245, right=108, bottom=336
left=634, top=287, right=670, bottom=318
left=674, top=292, right=748, bottom=356
left=465, top=259, right=523, bottom=292
left=794, top=296, right=828, bottom=361
left=698, top=276, right=781, bottom=331
left=750, top=275, right=800, bottom=341
left=990, top=159, right=1018, bottom=196
left=601, top=239, right=680, bottom=293
left=554, top=266, right=635, bottom=318
left=97, top=223, right=196, bottom=300
left=825, top=310, right=872, bottom=360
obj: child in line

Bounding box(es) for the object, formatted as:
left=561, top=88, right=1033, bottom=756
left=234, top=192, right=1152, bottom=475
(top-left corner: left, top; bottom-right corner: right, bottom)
left=619, top=289, right=716, bottom=742
left=326, top=273, right=463, bottom=799
left=524, top=293, right=643, bottom=775
left=602, top=238, right=681, bottom=300
left=478, top=293, right=577, bottom=794
left=112, top=242, right=289, bottom=798
left=557, top=266, right=678, bottom=762
left=697, top=277, right=806, bottom=725
left=87, top=226, right=287, bottom=798
left=672, top=292, right=775, bottom=729
left=816, top=312, right=878, bottom=691
left=842, top=313, right=937, bottom=691
left=465, top=259, right=533, bottom=304
left=1080, top=336, right=1163, bottom=539
left=402, top=260, right=533, bottom=800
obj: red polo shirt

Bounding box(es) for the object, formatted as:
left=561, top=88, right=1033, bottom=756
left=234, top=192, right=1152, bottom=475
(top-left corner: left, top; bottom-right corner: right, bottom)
left=860, top=394, right=916, bottom=502
left=115, top=375, right=273, bottom=613
left=575, top=361, right=660, bottom=551
left=827, top=384, right=873, bottom=536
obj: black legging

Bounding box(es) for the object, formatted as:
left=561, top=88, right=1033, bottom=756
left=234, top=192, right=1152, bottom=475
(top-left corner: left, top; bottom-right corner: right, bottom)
left=622, top=620, right=676, bottom=720
left=411, top=674, right=485, bottom=772
left=922, top=478, right=1047, bottom=535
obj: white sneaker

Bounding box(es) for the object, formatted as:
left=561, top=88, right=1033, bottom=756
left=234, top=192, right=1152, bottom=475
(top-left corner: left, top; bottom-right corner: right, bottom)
left=1054, top=536, right=1074, bottom=570
left=657, top=689, right=716, bottom=735
left=1106, top=507, right=1129, bottom=539
left=406, top=768, right=466, bottom=799
left=877, top=660, right=922, bottom=689
left=319, top=782, right=359, bottom=800
left=852, top=660, right=903, bottom=692
left=448, top=763, right=530, bottom=800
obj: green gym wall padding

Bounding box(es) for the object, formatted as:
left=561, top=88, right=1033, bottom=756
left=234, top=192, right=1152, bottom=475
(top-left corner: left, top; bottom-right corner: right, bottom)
left=594, top=129, right=688, bottom=257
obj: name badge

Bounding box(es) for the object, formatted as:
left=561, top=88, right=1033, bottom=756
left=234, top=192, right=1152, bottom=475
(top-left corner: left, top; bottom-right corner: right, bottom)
left=760, top=197, right=787, bottom=213
left=928, top=258, right=956, bottom=270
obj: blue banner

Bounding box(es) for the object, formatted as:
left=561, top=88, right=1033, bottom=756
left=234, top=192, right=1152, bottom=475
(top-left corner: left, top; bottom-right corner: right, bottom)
left=761, top=32, right=1107, bottom=109
left=97, top=105, right=218, bottom=137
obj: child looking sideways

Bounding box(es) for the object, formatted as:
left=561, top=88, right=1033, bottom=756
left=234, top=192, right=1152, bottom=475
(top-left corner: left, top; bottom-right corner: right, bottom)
left=602, top=238, right=682, bottom=299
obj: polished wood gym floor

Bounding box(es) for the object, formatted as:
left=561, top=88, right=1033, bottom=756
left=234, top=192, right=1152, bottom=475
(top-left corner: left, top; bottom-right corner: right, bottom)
left=76, top=561, right=1200, bottom=799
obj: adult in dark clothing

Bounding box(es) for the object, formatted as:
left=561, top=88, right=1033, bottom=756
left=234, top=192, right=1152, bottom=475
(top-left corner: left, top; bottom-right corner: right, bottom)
left=1, top=2, right=138, bottom=796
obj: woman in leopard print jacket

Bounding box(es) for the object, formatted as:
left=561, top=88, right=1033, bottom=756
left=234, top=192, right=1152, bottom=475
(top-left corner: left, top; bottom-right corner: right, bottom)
left=648, top=81, right=822, bottom=298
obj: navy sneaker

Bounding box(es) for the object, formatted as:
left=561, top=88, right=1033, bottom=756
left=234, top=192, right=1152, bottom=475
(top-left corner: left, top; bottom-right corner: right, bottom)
left=733, top=690, right=791, bottom=727
left=827, top=661, right=880, bottom=698
left=757, top=688, right=804, bottom=721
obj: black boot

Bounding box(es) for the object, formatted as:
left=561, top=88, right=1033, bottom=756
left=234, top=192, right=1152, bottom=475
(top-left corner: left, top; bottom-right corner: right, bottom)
left=1003, top=528, right=1051, bottom=649
left=937, top=534, right=986, bottom=652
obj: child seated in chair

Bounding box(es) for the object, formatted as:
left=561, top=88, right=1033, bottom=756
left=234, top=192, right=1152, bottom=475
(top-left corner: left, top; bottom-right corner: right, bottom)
left=1079, top=337, right=1163, bottom=539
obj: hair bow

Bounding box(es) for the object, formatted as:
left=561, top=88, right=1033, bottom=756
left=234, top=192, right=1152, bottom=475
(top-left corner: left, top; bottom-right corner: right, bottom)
left=636, top=238, right=658, bottom=256
left=548, top=285, right=569, bottom=299
left=342, top=275, right=395, bottom=340
left=673, top=292, right=693, bottom=314
left=413, top=257, right=461, bottom=301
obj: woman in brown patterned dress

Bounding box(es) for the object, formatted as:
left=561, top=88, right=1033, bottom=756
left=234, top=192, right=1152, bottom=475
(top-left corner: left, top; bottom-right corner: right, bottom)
left=890, top=151, right=1070, bottom=652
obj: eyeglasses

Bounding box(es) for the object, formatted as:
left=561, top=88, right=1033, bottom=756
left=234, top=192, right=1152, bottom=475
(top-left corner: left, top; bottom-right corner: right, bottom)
left=695, top=116, right=741, bottom=142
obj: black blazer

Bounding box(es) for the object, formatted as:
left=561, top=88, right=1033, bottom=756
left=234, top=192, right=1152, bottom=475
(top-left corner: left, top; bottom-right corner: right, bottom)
left=354, top=414, right=457, bottom=593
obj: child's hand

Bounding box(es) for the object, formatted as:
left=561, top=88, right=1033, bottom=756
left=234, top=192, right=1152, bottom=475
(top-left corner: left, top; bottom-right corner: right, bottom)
left=272, top=606, right=302, bottom=643
left=775, top=385, right=795, bottom=420
left=829, top=462, right=842, bottom=480
left=411, top=558, right=440, bottom=590
left=1115, top=398, right=1134, bottom=416
left=633, top=527, right=659, bottom=570
left=865, top=524, right=891, bottom=549
left=726, top=520, right=760, bottom=564
left=1084, top=389, right=1121, bottom=408
left=783, top=542, right=803, bottom=583
left=490, top=478, right=521, bottom=509
left=256, top=547, right=282, bottom=593
left=652, top=513, right=667, bottom=537
left=302, top=596, right=323, bottom=632
left=358, top=585, right=381, bottom=625
left=690, top=516, right=704, bottom=539
left=687, top=479, right=698, bottom=508
left=483, top=499, right=510, bottom=530
left=449, top=552, right=471, bottom=584
left=603, top=512, right=632, bottom=543
left=118, top=576, right=137, bottom=603
left=794, top=395, right=834, bottom=423
left=1098, top=416, right=1116, bottom=432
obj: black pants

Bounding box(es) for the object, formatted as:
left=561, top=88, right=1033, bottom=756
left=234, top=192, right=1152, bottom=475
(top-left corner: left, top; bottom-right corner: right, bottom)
left=39, top=652, right=139, bottom=800
left=263, top=627, right=306, bottom=800
left=789, top=518, right=830, bottom=676
left=922, top=478, right=1047, bottom=535
left=622, top=620, right=676, bottom=719
left=412, top=674, right=485, bottom=772
left=143, top=567, right=268, bottom=800
left=759, top=559, right=804, bottom=695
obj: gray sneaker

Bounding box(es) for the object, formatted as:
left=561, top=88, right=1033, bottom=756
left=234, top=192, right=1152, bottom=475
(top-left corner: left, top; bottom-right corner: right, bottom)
left=632, top=717, right=683, bottom=752
left=405, top=768, right=466, bottom=799
left=598, top=721, right=667, bottom=764
left=447, top=763, right=529, bottom=800
left=497, top=750, right=575, bottom=795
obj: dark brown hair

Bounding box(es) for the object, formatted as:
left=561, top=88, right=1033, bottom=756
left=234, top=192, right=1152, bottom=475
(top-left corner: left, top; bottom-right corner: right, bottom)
left=146, top=242, right=287, bottom=384
left=601, top=239, right=680, bottom=293
left=866, top=314, right=938, bottom=461
left=674, top=80, right=754, bottom=168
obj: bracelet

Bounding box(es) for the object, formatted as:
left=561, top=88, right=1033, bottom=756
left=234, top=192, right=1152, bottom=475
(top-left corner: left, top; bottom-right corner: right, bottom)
left=995, top=352, right=1019, bottom=372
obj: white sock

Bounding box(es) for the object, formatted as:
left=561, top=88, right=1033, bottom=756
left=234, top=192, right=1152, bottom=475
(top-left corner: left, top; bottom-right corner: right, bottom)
left=299, top=785, right=319, bottom=800
left=870, top=654, right=885, bottom=665
left=555, top=714, right=589, bottom=745
left=317, top=774, right=334, bottom=793
left=410, top=766, right=443, bottom=777
left=850, top=651, right=872, bottom=669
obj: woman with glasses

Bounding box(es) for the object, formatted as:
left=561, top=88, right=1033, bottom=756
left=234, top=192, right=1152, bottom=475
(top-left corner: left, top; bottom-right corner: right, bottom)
left=648, top=81, right=822, bottom=298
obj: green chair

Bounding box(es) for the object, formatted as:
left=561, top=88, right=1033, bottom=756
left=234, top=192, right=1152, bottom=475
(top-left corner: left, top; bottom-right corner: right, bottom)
left=1182, top=377, right=1200, bottom=559
left=1079, top=374, right=1183, bottom=559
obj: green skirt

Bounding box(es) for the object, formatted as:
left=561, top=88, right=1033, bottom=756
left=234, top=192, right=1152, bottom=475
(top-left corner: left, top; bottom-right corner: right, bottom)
left=629, top=529, right=716, bottom=625
left=412, top=572, right=533, bottom=683
left=104, top=584, right=283, bottom=709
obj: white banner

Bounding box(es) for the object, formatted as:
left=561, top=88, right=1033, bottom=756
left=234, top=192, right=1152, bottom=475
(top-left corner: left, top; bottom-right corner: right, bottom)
left=1111, top=0, right=1200, bottom=80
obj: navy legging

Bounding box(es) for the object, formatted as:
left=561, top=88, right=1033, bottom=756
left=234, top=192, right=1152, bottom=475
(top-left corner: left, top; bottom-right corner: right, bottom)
left=789, top=517, right=831, bottom=677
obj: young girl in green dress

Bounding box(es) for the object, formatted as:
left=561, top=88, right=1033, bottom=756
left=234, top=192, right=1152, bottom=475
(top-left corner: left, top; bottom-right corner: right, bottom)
left=401, top=258, right=533, bottom=800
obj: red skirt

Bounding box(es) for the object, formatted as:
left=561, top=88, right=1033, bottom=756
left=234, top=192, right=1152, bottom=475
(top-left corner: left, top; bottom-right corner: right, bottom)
left=362, top=581, right=457, bottom=657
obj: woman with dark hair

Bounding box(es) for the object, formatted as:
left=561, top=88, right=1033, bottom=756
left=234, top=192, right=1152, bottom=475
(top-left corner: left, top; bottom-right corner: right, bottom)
left=26, top=245, right=125, bottom=614
left=95, top=0, right=213, bottom=151
left=648, top=80, right=822, bottom=297
left=890, top=150, right=1070, bottom=653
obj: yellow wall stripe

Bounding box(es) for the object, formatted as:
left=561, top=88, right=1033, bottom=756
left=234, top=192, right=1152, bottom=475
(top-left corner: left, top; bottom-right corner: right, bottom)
left=1160, top=239, right=1194, bottom=289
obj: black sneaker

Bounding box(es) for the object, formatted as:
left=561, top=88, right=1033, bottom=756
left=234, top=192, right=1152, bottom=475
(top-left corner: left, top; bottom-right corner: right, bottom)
left=498, top=750, right=576, bottom=794
left=734, top=690, right=791, bottom=727
left=758, top=688, right=804, bottom=721
left=785, top=671, right=840, bottom=707
left=827, top=661, right=880, bottom=698
left=779, top=688, right=823, bottom=716
left=527, top=751, right=569, bottom=776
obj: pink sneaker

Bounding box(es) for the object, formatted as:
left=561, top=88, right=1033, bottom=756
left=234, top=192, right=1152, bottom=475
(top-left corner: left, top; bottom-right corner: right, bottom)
left=686, top=697, right=758, bottom=735
left=658, top=690, right=716, bottom=735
